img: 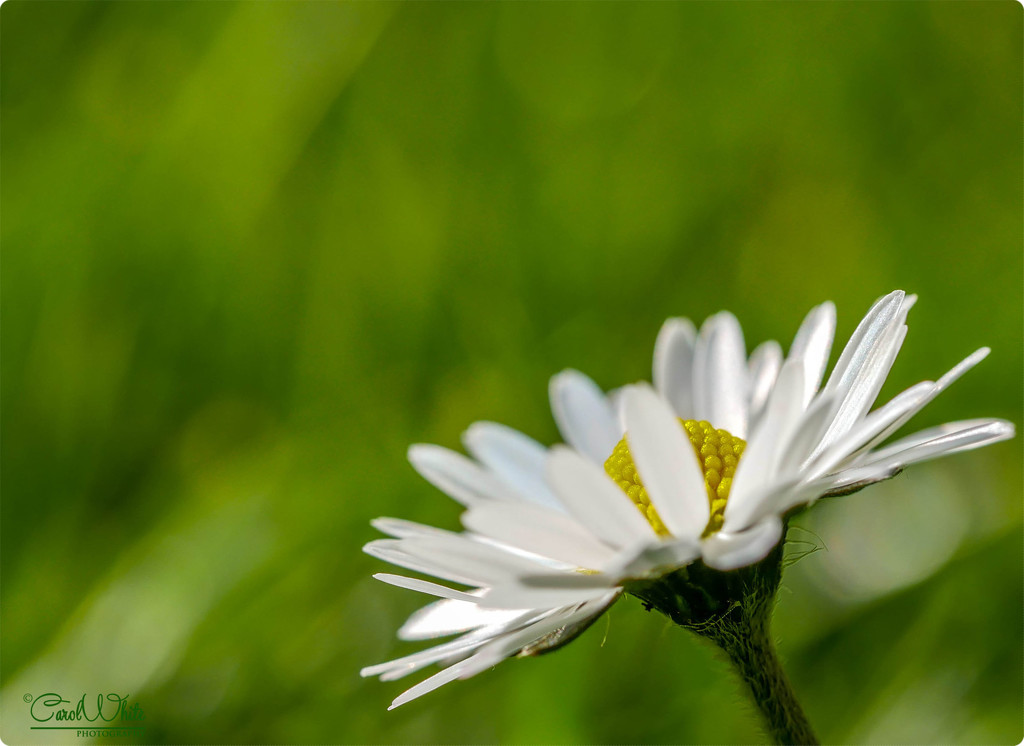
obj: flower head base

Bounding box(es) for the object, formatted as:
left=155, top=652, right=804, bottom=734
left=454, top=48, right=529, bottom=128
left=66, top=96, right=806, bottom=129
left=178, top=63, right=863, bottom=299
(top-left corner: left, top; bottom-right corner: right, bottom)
left=605, top=420, right=746, bottom=537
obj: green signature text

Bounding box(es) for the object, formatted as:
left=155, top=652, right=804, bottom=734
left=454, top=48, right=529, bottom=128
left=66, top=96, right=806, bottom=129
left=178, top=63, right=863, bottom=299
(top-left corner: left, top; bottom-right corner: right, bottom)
left=29, top=693, right=145, bottom=724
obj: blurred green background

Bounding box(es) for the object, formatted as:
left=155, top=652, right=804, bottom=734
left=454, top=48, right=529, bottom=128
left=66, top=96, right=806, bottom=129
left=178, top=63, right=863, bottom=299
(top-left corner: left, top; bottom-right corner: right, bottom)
left=2, top=2, right=1021, bottom=743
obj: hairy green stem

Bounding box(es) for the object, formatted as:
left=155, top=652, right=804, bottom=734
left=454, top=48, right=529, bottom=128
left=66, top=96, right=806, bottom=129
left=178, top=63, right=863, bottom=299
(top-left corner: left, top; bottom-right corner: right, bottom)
left=626, top=542, right=818, bottom=745
left=696, top=603, right=818, bottom=745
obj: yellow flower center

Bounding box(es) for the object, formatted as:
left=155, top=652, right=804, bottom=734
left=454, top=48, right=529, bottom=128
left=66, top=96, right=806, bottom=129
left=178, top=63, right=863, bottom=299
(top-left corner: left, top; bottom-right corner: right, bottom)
left=604, top=420, right=746, bottom=538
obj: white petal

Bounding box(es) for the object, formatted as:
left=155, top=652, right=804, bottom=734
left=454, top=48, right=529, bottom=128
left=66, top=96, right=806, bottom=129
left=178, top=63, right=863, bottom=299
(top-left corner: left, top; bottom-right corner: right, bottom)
left=519, top=572, right=621, bottom=591
left=623, top=385, right=710, bottom=540
left=397, top=597, right=532, bottom=641
left=857, top=419, right=1015, bottom=469
left=692, top=323, right=711, bottom=423
left=805, top=381, right=936, bottom=482
left=696, top=312, right=749, bottom=437
left=653, top=317, right=697, bottom=419
left=372, top=573, right=482, bottom=603
left=823, top=290, right=905, bottom=397
left=363, top=630, right=494, bottom=679
left=388, top=664, right=466, bottom=707
left=848, top=347, right=992, bottom=460
left=481, top=574, right=615, bottom=610
left=380, top=657, right=466, bottom=682
left=546, top=446, right=658, bottom=549
left=747, top=340, right=783, bottom=430
left=371, top=517, right=454, bottom=540
left=462, top=422, right=563, bottom=510
left=789, top=301, right=836, bottom=407
left=388, top=653, right=498, bottom=709
left=473, top=594, right=617, bottom=661
left=817, top=291, right=909, bottom=451
left=775, top=393, right=840, bottom=477
left=512, top=590, right=621, bottom=656
left=937, top=347, right=991, bottom=390
left=724, top=477, right=809, bottom=531
left=501, top=541, right=699, bottom=592
left=606, top=386, right=629, bottom=433
left=379, top=606, right=550, bottom=676
left=471, top=535, right=573, bottom=570
left=422, top=597, right=614, bottom=693
left=727, top=359, right=805, bottom=527
left=812, top=463, right=903, bottom=497
left=363, top=539, right=482, bottom=587
left=610, top=536, right=701, bottom=578
left=461, top=501, right=617, bottom=570
left=860, top=418, right=997, bottom=462
left=702, top=516, right=784, bottom=571
left=396, top=534, right=555, bottom=588
left=549, top=369, right=622, bottom=464
left=408, top=444, right=521, bottom=506
left=818, top=322, right=910, bottom=456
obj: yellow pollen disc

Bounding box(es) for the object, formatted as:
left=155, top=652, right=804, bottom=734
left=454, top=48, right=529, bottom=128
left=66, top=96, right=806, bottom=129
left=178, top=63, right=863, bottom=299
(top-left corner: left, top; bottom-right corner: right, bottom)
left=603, top=419, right=746, bottom=538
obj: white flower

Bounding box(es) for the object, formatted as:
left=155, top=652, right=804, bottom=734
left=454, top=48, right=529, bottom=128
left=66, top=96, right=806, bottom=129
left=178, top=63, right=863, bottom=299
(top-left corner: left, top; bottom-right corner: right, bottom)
left=363, top=290, right=1013, bottom=707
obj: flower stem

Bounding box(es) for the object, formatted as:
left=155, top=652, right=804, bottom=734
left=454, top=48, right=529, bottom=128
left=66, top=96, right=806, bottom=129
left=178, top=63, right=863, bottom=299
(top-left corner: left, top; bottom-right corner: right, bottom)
left=626, top=544, right=818, bottom=745
left=696, top=604, right=818, bottom=745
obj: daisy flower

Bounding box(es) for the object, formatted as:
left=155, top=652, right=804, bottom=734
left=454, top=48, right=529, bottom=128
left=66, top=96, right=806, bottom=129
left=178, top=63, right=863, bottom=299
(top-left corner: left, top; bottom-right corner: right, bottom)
left=363, top=290, right=1013, bottom=716
left=361, top=301, right=788, bottom=708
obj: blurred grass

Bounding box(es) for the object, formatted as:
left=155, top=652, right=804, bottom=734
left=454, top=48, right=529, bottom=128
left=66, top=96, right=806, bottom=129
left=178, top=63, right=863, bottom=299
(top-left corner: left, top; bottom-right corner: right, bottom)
left=2, top=2, right=1021, bottom=743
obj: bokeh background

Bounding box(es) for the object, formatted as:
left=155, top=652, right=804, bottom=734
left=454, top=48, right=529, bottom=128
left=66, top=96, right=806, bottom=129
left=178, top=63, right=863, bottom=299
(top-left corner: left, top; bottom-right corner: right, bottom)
left=2, top=2, right=1021, bottom=743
